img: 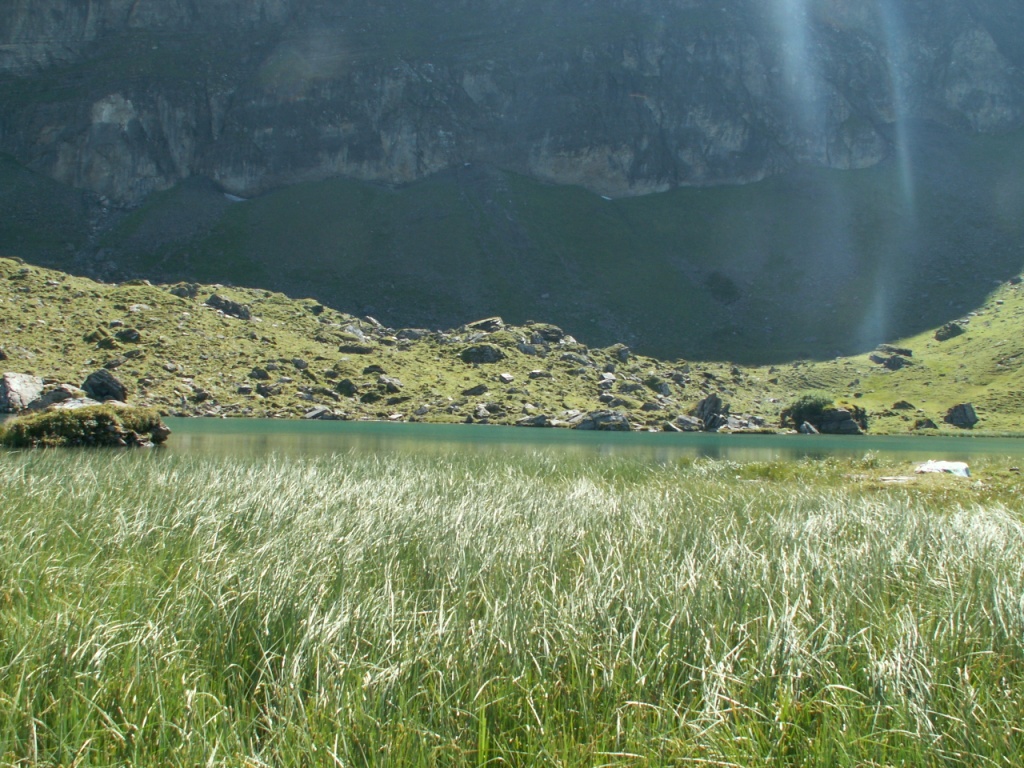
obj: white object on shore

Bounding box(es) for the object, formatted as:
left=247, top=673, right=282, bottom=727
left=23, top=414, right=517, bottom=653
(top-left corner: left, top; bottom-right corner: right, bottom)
left=915, top=460, right=970, bottom=478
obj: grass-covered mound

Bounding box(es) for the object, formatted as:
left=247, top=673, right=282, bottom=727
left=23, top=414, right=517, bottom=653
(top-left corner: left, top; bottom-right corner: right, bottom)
left=0, top=449, right=1022, bottom=765
left=0, top=404, right=170, bottom=448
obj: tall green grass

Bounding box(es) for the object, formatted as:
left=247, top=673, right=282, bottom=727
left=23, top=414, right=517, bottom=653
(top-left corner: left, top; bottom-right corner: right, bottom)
left=1, top=450, right=1022, bottom=766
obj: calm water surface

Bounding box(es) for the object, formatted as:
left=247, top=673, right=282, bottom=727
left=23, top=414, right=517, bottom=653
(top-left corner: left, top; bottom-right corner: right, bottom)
left=165, top=418, right=1024, bottom=463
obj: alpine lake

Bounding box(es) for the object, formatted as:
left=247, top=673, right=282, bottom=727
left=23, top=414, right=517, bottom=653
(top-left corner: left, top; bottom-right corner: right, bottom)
left=165, top=415, right=1024, bottom=464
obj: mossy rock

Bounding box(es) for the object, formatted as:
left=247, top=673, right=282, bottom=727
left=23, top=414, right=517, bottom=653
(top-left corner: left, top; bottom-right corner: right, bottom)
left=0, top=405, right=171, bottom=448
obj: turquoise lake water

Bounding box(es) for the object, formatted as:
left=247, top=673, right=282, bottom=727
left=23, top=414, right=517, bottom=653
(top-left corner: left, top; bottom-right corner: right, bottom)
left=163, top=418, right=1024, bottom=463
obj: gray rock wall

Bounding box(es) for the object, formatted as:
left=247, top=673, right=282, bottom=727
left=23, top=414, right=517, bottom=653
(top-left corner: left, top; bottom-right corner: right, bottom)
left=1, top=0, right=1022, bottom=205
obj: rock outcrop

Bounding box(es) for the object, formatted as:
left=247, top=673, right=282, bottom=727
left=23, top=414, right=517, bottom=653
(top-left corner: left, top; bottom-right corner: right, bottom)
left=1, top=0, right=1022, bottom=206
left=82, top=369, right=129, bottom=403
left=817, top=408, right=866, bottom=435
left=945, top=403, right=979, bottom=429
left=0, top=372, right=44, bottom=412
left=935, top=322, right=967, bottom=341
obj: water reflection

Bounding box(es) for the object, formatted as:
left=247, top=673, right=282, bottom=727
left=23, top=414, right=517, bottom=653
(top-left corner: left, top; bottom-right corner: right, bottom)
left=165, top=419, right=1024, bottom=463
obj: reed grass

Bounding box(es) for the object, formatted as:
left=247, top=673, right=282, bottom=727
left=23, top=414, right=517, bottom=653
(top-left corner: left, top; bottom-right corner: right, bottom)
left=1, top=449, right=1022, bottom=766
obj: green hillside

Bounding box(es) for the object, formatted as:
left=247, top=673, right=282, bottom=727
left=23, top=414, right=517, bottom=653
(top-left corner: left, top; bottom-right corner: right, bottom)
left=1, top=257, right=1021, bottom=434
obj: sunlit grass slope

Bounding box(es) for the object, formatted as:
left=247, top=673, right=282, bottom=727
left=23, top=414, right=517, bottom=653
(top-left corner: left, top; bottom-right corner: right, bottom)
left=1, top=449, right=1023, bottom=766
left=1, top=256, right=1023, bottom=432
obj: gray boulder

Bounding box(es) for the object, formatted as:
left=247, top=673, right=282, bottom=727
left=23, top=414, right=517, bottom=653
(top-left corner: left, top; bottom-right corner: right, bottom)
left=669, top=414, right=704, bottom=432
left=82, top=369, right=128, bottom=403
left=693, top=394, right=729, bottom=432
left=205, top=294, right=252, bottom=320
left=396, top=328, right=432, bottom=341
left=530, top=324, right=565, bottom=343
left=817, top=408, right=864, bottom=435
left=27, top=384, right=88, bottom=411
left=303, top=406, right=335, bottom=420
left=944, top=403, right=979, bottom=429
left=935, top=322, right=965, bottom=341
left=573, top=410, right=631, bottom=431
left=467, top=317, right=505, bottom=333
left=516, top=414, right=552, bottom=427
left=0, top=373, right=45, bottom=412
left=460, top=344, right=506, bottom=364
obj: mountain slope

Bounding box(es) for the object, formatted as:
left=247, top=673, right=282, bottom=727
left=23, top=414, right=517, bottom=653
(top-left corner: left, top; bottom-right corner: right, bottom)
left=1, top=0, right=1022, bottom=205
left=18, top=124, right=1024, bottom=364
left=2, top=257, right=1022, bottom=434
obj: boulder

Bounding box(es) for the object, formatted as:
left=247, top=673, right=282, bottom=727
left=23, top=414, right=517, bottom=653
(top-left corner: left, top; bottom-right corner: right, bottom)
left=516, top=414, right=552, bottom=427
left=517, top=342, right=540, bottom=356
left=573, top=410, right=631, bottom=431
left=877, top=344, right=913, bottom=357
left=205, top=294, right=252, bottom=320
left=460, top=344, right=506, bottom=364
left=670, top=414, right=703, bottom=432
left=462, top=383, right=489, bottom=396
left=693, top=393, right=729, bottom=432
left=396, top=328, right=431, bottom=340
left=82, top=370, right=128, bottom=403
left=27, top=384, right=87, bottom=411
left=799, top=421, right=820, bottom=434
left=0, top=372, right=44, bottom=412
left=169, top=283, right=200, bottom=298
left=913, top=417, right=939, bottom=430
left=935, top=322, right=965, bottom=341
left=336, top=378, right=359, bottom=397
left=303, top=406, right=334, bottom=420
left=817, top=407, right=864, bottom=435
left=869, top=353, right=912, bottom=370
left=337, top=343, right=376, bottom=354
left=883, top=355, right=911, bottom=371
left=530, top=324, right=565, bottom=343
left=467, top=316, right=504, bottom=333
left=944, top=403, right=979, bottom=429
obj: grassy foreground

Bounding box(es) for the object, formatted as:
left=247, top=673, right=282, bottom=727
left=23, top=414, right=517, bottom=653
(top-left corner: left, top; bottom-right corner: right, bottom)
left=1, top=449, right=1023, bottom=766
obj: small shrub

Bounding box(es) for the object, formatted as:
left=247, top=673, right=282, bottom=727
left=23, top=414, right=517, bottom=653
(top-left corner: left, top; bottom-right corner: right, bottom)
left=781, top=391, right=834, bottom=428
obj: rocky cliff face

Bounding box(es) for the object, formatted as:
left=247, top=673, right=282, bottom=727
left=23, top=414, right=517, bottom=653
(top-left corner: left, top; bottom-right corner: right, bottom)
left=1, top=0, right=1022, bottom=206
